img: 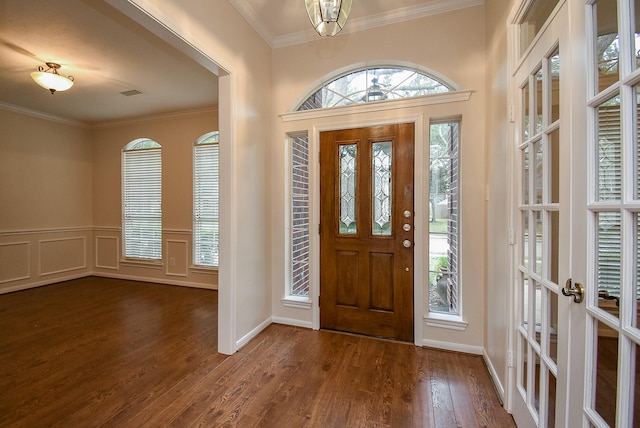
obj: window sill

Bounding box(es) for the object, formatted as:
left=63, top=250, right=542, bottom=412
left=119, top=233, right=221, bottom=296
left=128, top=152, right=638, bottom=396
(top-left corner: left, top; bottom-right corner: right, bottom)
left=119, top=258, right=163, bottom=269
left=190, top=265, right=218, bottom=274
left=281, top=296, right=312, bottom=309
left=424, top=312, right=468, bottom=331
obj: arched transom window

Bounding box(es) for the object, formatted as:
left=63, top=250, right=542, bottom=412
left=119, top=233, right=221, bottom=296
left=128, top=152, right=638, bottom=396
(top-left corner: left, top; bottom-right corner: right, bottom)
left=296, top=65, right=453, bottom=111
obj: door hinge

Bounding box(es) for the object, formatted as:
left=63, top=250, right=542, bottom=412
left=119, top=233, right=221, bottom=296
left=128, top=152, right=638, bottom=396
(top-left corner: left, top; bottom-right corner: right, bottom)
left=318, top=224, right=321, bottom=234
left=318, top=295, right=320, bottom=307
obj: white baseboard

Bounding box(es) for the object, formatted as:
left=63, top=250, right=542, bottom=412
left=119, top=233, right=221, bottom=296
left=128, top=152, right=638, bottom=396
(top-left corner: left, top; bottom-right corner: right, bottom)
left=271, top=316, right=313, bottom=329
left=483, top=349, right=506, bottom=404
left=422, top=338, right=484, bottom=355
left=235, top=317, right=272, bottom=351
left=91, top=272, right=217, bottom=290
left=0, top=272, right=90, bottom=294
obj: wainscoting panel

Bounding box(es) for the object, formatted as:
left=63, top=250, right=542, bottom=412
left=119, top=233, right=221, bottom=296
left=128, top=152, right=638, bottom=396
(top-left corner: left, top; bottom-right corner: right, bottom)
left=39, top=237, right=86, bottom=276
left=166, top=239, right=188, bottom=277
left=0, top=242, right=30, bottom=284
left=96, top=236, right=119, bottom=270
left=0, top=228, right=216, bottom=293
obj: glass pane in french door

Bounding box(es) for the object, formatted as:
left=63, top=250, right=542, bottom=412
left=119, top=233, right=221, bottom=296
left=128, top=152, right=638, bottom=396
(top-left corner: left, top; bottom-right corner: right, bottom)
left=584, top=1, right=640, bottom=426
left=517, top=45, right=561, bottom=425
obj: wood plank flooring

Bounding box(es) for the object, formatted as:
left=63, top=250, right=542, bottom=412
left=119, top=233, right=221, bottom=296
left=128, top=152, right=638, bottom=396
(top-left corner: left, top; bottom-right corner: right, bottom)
left=0, top=277, right=515, bottom=427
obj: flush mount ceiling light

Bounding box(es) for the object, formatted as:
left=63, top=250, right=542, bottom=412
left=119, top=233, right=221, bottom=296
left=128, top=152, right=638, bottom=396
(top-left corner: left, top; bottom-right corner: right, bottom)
left=31, top=62, right=74, bottom=94
left=305, top=0, right=352, bottom=37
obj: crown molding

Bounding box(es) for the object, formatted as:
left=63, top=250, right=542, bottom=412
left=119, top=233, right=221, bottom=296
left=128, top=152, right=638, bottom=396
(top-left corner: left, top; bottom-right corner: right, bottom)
left=228, top=0, right=275, bottom=45
left=90, top=106, right=218, bottom=129
left=0, top=101, right=218, bottom=129
left=228, top=0, right=485, bottom=49
left=0, top=102, right=89, bottom=128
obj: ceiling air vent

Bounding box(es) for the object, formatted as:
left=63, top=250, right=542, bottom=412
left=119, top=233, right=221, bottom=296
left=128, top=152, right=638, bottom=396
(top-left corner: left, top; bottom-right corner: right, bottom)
left=120, top=89, right=143, bottom=97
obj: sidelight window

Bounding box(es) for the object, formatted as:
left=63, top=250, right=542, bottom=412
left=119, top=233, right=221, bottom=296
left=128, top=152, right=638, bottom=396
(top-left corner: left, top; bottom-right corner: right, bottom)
left=290, top=134, right=310, bottom=297
left=428, top=121, right=460, bottom=314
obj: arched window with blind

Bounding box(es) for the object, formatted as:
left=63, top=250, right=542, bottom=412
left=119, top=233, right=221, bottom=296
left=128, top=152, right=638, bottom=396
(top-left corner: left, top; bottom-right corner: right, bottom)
left=122, top=138, right=162, bottom=260
left=193, top=131, right=220, bottom=267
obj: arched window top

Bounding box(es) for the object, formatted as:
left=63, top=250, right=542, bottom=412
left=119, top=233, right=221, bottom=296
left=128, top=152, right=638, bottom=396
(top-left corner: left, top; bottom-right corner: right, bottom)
left=124, top=138, right=160, bottom=151
left=194, top=131, right=219, bottom=145
left=295, top=64, right=456, bottom=111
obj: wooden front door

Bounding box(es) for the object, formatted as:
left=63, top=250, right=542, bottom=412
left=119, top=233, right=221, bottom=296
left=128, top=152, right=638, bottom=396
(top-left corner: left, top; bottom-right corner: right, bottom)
left=319, top=123, right=414, bottom=342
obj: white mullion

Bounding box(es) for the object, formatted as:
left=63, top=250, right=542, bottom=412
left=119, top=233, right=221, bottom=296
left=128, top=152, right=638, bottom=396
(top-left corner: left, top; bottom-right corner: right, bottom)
left=583, top=316, right=601, bottom=427
left=617, top=0, right=633, bottom=79
left=526, top=343, right=536, bottom=416
left=617, top=1, right=638, bottom=422
left=539, top=363, right=549, bottom=427
left=621, top=82, right=635, bottom=205
left=585, top=0, right=599, bottom=100
left=616, top=335, right=633, bottom=427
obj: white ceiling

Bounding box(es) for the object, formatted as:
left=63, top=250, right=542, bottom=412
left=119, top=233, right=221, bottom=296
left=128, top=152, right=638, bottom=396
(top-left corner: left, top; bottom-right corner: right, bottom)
left=0, top=0, right=480, bottom=124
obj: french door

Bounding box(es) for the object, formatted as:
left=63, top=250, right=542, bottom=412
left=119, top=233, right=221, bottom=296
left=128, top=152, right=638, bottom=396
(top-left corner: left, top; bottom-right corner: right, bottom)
left=511, top=0, right=640, bottom=426
left=319, top=124, right=414, bottom=341
left=512, top=2, right=572, bottom=426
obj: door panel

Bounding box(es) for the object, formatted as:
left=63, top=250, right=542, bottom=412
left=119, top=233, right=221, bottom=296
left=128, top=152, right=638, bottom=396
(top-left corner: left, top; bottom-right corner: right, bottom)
left=584, top=1, right=640, bottom=426
left=512, top=0, right=640, bottom=426
left=511, top=2, right=572, bottom=427
left=320, top=123, right=414, bottom=342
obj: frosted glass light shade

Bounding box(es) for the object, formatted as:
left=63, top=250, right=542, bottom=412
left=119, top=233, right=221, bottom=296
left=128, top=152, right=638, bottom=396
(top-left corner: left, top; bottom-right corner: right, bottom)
left=305, top=0, right=352, bottom=37
left=30, top=63, right=74, bottom=94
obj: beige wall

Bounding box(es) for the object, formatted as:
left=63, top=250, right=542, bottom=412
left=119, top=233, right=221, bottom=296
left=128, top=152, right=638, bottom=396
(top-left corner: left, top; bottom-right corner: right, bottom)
left=484, top=0, right=514, bottom=401
left=0, top=107, right=220, bottom=293
left=91, top=108, right=219, bottom=288
left=270, top=6, right=488, bottom=351
left=92, top=109, right=217, bottom=230
left=0, top=108, right=93, bottom=292
left=0, top=109, right=93, bottom=230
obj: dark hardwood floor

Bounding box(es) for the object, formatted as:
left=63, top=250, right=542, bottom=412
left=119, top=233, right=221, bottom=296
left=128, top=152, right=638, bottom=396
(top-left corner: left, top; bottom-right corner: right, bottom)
left=0, top=277, right=514, bottom=427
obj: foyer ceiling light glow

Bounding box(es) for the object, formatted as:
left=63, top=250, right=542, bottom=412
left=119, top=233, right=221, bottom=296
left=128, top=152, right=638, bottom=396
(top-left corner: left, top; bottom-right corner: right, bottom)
left=31, top=62, right=74, bottom=94
left=304, top=0, right=352, bottom=37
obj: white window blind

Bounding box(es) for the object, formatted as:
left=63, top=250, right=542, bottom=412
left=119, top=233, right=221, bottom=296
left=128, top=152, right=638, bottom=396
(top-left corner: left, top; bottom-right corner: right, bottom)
left=194, top=132, right=219, bottom=267
left=123, top=140, right=162, bottom=260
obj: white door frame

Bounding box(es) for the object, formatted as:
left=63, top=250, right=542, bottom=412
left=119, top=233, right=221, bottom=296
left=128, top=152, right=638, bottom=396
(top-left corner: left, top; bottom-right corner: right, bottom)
left=104, top=0, right=239, bottom=355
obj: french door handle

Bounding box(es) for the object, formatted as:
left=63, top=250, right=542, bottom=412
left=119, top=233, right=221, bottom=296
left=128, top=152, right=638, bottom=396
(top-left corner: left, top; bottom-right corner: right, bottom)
left=562, top=278, right=584, bottom=304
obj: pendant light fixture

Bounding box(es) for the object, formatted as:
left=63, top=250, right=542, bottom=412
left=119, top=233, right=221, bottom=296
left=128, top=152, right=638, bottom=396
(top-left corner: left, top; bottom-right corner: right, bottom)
left=305, top=0, right=352, bottom=37
left=31, top=62, right=74, bottom=94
